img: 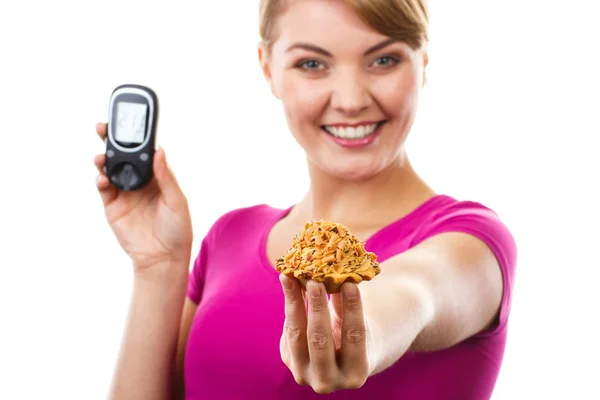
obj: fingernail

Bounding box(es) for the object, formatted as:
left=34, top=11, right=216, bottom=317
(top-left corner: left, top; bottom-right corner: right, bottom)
left=308, top=281, right=322, bottom=298
left=280, top=274, right=293, bottom=290
left=343, top=283, right=358, bottom=299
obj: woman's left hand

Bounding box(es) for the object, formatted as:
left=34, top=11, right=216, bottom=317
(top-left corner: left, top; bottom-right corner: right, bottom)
left=279, top=275, right=373, bottom=394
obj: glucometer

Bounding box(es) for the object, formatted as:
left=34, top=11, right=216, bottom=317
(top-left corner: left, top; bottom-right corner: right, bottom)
left=104, top=84, right=159, bottom=191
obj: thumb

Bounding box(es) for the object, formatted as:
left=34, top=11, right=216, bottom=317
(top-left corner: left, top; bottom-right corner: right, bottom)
left=153, top=147, right=183, bottom=204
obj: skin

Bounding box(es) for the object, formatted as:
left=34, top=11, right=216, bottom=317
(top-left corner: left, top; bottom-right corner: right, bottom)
left=97, top=0, right=502, bottom=398
left=258, top=0, right=504, bottom=394
left=94, top=126, right=194, bottom=400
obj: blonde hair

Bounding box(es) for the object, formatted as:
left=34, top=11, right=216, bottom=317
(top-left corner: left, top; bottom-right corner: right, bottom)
left=259, top=0, right=429, bottom=52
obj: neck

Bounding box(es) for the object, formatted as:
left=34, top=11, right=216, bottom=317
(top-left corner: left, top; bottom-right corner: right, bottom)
left=293, top=150, right=434, bottom=230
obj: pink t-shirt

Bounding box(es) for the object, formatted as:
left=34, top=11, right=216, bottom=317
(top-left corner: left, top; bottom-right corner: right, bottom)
left=184, top=194, right=517, bottom=399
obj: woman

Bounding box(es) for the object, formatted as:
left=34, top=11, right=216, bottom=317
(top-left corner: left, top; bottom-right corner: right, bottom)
left=94, top=0, right=517, bottom=399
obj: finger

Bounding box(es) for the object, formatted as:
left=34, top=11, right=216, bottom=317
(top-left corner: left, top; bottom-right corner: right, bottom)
left=280, top=328, right=290, bottom=366
left=96, top=174, right=117, bottom=206
left=94, top=154, right=106, bottom=174
left=330, top=293, right=343, bottom=322
left=280, top=275, right=309, bottom=369
left=96, top=122, right=107, bottom=141
left=329, top=294, right=343, bottom=351
left=93, top=146, right=117, bottom=205
left=306, top=281, right=337, bottom=383
left=339, top=283, right=369, bottom=378
left=153, top=148, right=185, bottom=207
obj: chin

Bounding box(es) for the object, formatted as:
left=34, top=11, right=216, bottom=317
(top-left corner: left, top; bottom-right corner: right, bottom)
left=323, top=161, right=383, bottom=182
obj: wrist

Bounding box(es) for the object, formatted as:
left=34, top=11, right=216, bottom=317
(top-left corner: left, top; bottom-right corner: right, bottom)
left=134, top=258, right=190, bottom=287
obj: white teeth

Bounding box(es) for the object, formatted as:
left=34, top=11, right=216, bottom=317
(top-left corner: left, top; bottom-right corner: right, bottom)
left=324, top=123, right=379, bottom=139
left=357, top=125, right=365, bottom=138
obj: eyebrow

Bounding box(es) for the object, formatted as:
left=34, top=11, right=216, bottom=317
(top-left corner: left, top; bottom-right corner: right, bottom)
left=286, top=38, right=398, bottom=57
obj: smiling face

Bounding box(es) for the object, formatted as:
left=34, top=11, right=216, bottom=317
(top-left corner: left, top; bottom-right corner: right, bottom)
left=259, top=0, right=429, bottom=181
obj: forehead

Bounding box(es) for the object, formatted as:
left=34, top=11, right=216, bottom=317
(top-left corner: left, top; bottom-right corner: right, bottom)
left=272, top=0, right=390, bottom=52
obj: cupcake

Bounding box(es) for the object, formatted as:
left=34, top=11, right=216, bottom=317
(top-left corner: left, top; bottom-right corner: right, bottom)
left=275, top=220, right=381, bottom=294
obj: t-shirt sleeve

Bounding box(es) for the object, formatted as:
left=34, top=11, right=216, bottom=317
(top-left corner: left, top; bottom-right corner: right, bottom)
left=186, top=209, right=239, bottom=304
left=411, top=201, right=518, bottom=336
left=187, top=235, right=211, bottom=304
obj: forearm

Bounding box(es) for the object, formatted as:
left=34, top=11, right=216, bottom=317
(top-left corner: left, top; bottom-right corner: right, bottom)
left=362, top=275, right=435, bottom=375
left=108, top=265, right=189, bottom=400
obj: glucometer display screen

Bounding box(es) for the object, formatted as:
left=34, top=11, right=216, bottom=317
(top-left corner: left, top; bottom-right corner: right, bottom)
left=115, top=101, right=148, bottom=144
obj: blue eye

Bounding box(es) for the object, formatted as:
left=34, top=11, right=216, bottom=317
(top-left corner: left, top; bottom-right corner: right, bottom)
left=298, top=59, right=324, bottom=70
left=373, top=56, right=399, bottom=67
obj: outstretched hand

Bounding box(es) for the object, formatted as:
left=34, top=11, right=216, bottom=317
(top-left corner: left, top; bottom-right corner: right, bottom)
left=279, top=275, right=373, bottom=394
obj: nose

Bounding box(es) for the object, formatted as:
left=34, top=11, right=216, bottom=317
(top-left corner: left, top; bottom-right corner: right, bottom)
left=330, top=69, right=372, bottom=116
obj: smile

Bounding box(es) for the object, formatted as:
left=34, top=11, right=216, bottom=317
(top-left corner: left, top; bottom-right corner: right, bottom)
left=321, top=121, right=385, bottom=140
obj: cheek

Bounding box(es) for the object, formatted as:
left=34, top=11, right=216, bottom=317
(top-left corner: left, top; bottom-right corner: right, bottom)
left=372, top=69, right=420, bottom=117
left=279, top=76, right=329, bottom=125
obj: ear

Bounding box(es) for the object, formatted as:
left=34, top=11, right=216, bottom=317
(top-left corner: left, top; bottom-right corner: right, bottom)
left=421, top=49, right=429, bottom=87
left=258, top=42, right=280, bottom=99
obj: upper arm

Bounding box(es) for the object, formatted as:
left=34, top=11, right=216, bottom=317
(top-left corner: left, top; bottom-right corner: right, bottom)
left=404, top=232, right=504, bottom=351
left=173, top=297, right=198, bottom=400
left=172, top=215, right=220, bottom=398
left=381, top=205, right=517, bottom=352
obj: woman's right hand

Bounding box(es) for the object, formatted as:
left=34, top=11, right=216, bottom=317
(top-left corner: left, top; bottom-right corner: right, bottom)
left=93, top=122, right=193, bottom=276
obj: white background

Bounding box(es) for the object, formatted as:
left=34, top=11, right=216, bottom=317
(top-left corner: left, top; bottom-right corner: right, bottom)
left=1, top=0, right=599, bottom=399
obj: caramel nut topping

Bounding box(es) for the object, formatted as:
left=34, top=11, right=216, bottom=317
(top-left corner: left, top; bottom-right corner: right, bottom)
left=275, top=220, right=381, bottom=293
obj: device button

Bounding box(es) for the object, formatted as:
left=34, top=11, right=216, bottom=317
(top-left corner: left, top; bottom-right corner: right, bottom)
left=118, top=163, right=140, bottom=191
left=140, top=153, right=149, bottom=162
left=107, top=150, right=115, bottom=158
